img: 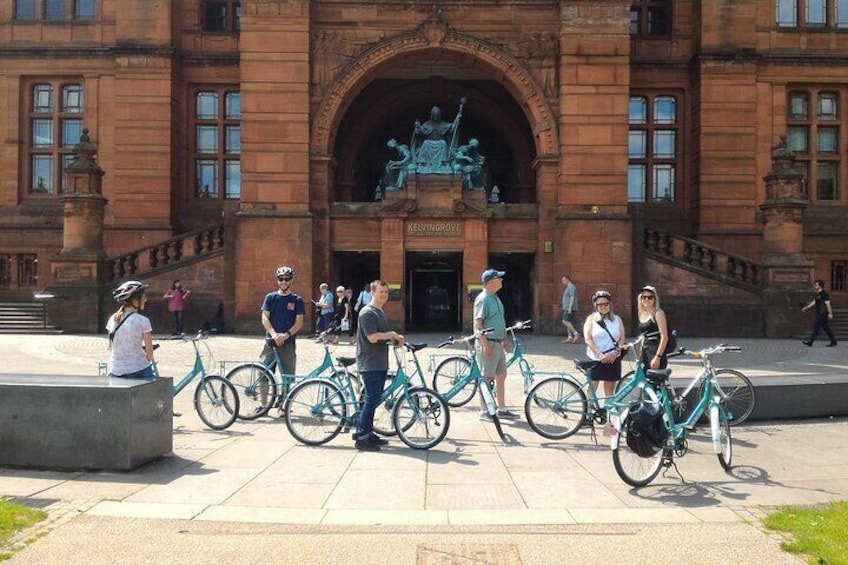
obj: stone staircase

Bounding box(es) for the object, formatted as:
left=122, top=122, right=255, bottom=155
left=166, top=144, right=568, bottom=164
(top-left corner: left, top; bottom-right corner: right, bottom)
left=831, top=308, right=848, bottom=340
left=0, top=302, right=60, bottom=333
left=106, top=225, right=225, bottom=282
left=642, top=228, right=764, bottom=293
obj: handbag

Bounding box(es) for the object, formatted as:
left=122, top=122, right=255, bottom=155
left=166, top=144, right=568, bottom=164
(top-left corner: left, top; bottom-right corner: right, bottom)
left=340, top=318, right=351, bottom=332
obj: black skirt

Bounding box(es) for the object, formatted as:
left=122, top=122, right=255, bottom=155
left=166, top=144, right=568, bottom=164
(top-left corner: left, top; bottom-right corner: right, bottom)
left=587, top=357, right=623, bottom=381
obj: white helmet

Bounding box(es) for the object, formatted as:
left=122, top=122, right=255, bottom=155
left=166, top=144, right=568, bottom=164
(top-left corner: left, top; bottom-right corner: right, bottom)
left=592, top=290, right=612, bottom=304
left=113, top=280, right=148, bottom=303
left=275, top=266, right=294, bottom=279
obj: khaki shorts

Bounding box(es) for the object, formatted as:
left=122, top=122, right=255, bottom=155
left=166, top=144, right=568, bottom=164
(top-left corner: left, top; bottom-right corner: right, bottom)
left=476, top=340, right=506, bottom=378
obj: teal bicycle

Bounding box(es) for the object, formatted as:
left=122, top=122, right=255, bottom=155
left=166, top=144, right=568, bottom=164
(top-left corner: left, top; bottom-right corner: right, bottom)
left=284, top=342, right=450, bottom=450
left=431, top=320, right=538, bottom=407
left=147, top=332, right=239, bottom=430
left=612, top=344, right=736, bottom=487
left=523, top=334, right=654, bottom=440
left=435, top=328, right=506, bottom=441
left=225, top=328, right=341, bottom=420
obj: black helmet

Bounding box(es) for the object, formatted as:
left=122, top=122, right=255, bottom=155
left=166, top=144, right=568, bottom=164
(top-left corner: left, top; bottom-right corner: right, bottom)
left=112, top=280, right=148, bottom=303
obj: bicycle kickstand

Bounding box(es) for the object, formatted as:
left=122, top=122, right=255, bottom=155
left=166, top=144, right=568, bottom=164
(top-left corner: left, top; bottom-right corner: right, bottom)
left=661, top=457, right=687, bottom=484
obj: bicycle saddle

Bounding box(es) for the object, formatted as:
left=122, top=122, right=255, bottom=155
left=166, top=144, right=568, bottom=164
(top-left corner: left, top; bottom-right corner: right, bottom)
left=645, top=368, right=672, bottom=386
left=335, top=356, right=356, bottom=368
left=405, top=342, right=427, bottom=352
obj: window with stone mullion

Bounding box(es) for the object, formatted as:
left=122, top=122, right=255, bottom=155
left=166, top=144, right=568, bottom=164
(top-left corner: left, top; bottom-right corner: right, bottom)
left=629, top=0, right=671, bottom=38
left=192, top=88, right=240, bottom=199
left=787, top=89, right=841, bottom=202
left=628, top=93, right=678, bottom=204
left=777, top=0, right=848, bottom=28
left=14, top=0, right=96, bottom=20
left=26, top=81, right=85, bottom=196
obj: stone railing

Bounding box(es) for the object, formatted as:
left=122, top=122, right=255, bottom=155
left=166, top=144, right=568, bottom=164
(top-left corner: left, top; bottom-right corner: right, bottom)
left=106, top=225, right=224, bottom=282
left=643, top=228, right=763, bottom=292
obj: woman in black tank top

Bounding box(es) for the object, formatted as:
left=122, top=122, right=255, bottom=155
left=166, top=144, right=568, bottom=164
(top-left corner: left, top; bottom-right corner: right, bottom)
left=637, top=285, right=669, bottom=370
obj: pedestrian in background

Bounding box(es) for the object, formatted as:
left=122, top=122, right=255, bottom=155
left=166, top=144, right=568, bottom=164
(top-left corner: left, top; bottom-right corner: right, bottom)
left=802, top=279, right=838, bottom=347
left=560, top=275, right=579, bottom=343
left=312, top=282, right=334, bottom=337
left=163, top=279, right=190, bottom=336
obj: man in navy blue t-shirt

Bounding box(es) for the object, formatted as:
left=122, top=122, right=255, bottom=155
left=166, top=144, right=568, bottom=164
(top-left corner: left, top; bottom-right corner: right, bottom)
left=258, top=266, right=306, bottom=413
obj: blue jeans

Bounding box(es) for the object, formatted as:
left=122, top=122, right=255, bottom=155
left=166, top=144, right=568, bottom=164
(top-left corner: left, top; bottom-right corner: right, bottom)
left=109, top=364, right=155, bottom=381
left=316, top=312, right=333, bottom=334
left=172, top=310, right=184, bottom=335
left=355, top=370, right=387, bottom=441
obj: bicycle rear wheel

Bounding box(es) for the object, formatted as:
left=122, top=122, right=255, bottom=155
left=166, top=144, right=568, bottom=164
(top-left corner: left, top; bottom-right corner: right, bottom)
left=713, top=405, right=733, bottom=470
left=700, top=368, right=755, bottom=426
left=524, top=376, right=587, bottom=440
left=432, top=356, right=476, bottom=407
left=393, top=387, right=450, bottom=449
left=284, top=379, right=347, bottom=446
left=225, top=363, right=276, bottom=420
left=612, top=413, right=665, bottom=487
left=194, top=375, right=240, bottom=430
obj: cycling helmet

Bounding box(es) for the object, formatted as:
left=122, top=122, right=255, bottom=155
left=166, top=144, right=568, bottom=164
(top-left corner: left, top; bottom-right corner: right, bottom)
left=275, top=266, right=294, bottom=279
left=640, top=285, right=658, bottom=296
left=592, top=290, right=612, bottom=304
left=113, top=280, right=148, bottom=303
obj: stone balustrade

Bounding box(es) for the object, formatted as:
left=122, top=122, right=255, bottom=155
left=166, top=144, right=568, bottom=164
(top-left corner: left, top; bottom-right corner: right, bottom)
left=106, top=226, right=224, bottom=282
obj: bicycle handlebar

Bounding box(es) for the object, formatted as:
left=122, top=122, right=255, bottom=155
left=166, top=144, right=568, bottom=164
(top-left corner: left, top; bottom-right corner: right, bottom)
left=506, top=319, right=532, bottom=332
left=437, top=327, right=494, bottom=348
left=677, top=344, right=743, bottom=358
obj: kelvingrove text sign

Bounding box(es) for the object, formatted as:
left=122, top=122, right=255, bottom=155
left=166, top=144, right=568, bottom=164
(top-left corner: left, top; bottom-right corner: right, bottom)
left=406, top=221, right=462, bottom=236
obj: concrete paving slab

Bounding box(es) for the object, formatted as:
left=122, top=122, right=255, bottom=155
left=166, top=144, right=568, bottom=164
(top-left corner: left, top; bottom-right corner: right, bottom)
left=448, top=508, right=575, bottom=525
left=321, top=509, right=448, bottom=526
left=196, top=505, right=326, bottom=524
left=87, top=500, right=207, bottom=520
left=426, top=483, right=525, bottom=509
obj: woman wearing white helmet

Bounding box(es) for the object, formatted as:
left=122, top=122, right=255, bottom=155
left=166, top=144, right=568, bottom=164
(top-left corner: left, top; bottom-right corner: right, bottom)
left=583, top=289, right=626, bottom=399
left=106, top=280, right=155, bottom=380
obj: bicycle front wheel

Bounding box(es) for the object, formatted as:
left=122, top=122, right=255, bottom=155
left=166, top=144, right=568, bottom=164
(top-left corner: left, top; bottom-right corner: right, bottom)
left=194, top=375, right=240, bottom=430
left=612, top=413, right=665, bottom=488
left=393, top=387, right=450, bottom=450
left=226, top=363, right=276, bottom=420
left=700, top=369, right=755, bottom=426
left=284, top=379, right=347, bottom=446
left=713, top=405, right=733, bottom=470
left=432, top=356, right=476, bottom=407
left=524, top=376, right=587, bottom=440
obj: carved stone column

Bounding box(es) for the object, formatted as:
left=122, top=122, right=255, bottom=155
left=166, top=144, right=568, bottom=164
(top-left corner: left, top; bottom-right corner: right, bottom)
left=48, top=129, right=108, bottom=332
left=760, top=137, right=814, bottom=337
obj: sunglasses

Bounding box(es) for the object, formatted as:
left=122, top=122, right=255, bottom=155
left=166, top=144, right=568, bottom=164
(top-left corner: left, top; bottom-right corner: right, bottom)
left=277, top=276, right=293, bottom=282
left=640, top=295, right=655, bottom=300
left=595, top=301, right=611, bottom=307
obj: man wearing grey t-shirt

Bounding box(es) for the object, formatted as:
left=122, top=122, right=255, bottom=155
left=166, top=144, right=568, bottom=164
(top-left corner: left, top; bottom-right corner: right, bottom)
left=354, top=280, right=405, bottom=451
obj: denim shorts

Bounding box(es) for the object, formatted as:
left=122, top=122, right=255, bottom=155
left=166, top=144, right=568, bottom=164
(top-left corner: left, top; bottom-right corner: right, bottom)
left=109, top=365, right=155, bottom=381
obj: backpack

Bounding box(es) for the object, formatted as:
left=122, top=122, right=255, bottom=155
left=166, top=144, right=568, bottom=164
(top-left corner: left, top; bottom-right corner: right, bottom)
left=625, top=400, right=668, bottom=458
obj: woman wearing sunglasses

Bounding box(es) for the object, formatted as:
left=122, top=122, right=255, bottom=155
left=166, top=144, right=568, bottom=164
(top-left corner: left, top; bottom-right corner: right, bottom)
left=636, top=285, right=669, bottom=370
left=583, top=290, right=626, bottom=399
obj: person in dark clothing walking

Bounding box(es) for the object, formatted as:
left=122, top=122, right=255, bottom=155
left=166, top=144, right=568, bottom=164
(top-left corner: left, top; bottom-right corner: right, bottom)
left=802, top=279, right=837, bottom=347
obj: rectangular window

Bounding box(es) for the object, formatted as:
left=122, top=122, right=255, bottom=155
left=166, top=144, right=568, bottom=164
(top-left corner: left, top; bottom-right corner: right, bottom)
left=202, top=1, right=240, bottom=32
left=0, top=255, right=10, bottom=287
left=788, top=88, right=842, bottom=203
left=631, top=1, right=671, bottom=38
left=75, top=0, right=96, bottom=20
left=807, top=0, right=827, bottom=25
left=777, top=0, right=798, bottom=27
left=45, top=0, right=65, bottom=20
left=191, top=87, right=240, bottom=200
left=628, top=93, right=680, bottom=204
left=18, top=254, right=38, bottom=287
left=15, top=0, right=37, bottom=19
left=838, top=0, right=848, bottom=27
left=26, top=81, right=84, bottom=196
left=833, top=260, right=848, bottom=291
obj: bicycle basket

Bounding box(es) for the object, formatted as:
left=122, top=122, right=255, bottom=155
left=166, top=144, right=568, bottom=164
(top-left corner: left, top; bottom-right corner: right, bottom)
left=625, top=400, right=667, bottom=458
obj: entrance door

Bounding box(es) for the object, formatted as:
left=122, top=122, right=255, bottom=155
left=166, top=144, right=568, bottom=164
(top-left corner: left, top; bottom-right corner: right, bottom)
left=488, top=252, right=535, bottom=325
left=406, top=252, right=462, bottom=331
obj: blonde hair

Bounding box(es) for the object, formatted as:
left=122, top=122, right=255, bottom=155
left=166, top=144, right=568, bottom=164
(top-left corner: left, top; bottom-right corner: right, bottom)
left=637, top=286, right=662, bottom=318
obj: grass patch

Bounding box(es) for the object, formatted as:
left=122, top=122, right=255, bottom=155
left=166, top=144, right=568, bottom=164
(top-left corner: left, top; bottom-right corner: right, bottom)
left=0, top=499, right=47, bottom=561
left=764, top=501, right=848, bottom=565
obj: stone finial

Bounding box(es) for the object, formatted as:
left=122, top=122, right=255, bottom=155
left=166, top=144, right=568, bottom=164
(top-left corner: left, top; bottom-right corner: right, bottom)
left=66, top=128, right=103, bottom=175
left=770, top=135, right=796, bottom=172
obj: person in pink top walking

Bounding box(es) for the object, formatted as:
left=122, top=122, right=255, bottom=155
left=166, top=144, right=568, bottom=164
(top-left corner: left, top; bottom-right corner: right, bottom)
left=163, top=279, right=190, bottom=336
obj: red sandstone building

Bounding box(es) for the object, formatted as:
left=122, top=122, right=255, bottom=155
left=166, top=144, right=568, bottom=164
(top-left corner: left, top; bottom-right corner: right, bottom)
left=0, top=1, right=845, bottom=336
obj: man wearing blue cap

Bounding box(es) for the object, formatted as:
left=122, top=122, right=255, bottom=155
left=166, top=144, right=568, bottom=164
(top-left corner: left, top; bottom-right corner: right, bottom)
left=474, top=268, right=519, bottom=419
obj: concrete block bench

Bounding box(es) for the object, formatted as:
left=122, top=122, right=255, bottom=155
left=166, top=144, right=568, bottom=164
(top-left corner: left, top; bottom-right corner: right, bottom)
left=0, top=375, right=173, bottom=471
left=672, top=373, right=848, bottom=422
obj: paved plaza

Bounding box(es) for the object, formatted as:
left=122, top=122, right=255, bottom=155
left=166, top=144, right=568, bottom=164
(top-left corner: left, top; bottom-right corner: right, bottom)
left=1, top=332, right=846, bottom=564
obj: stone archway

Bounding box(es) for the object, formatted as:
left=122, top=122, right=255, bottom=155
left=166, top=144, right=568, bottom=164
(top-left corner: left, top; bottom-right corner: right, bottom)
left=311, top=17, right=558, bottom=161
